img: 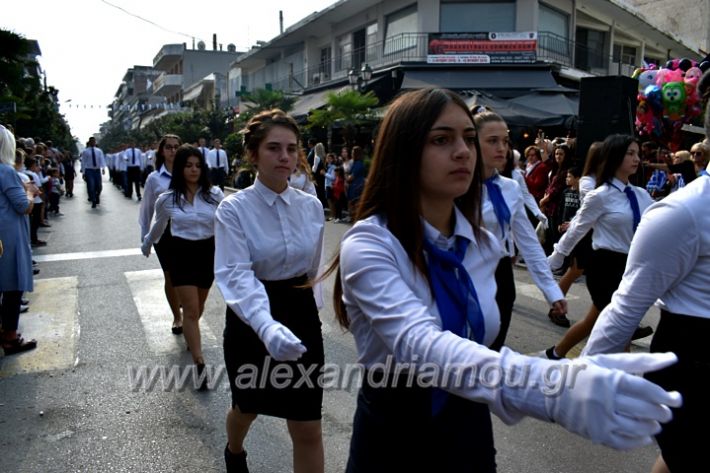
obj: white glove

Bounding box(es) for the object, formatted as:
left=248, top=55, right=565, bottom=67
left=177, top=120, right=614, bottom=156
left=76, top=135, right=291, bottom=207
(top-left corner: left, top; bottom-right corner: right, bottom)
left=537, top=213, right=549, bottom=230
left=547, top=251, right=565, bottom=271
left=257, top=321, right=307, bottom=361
left=501, top=349, right=682, bottom=450
left=140, top=239, right=151, bottom=257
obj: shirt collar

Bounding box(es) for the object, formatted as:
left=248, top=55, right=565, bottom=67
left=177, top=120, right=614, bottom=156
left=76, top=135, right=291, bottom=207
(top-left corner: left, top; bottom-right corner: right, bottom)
left=421, top=206, right=477, bottom=251
left=608, top=177, right=628, bottom=191
left=254, top=177, right=292, bottom=206
left=159, top=165, right=172, bottom=177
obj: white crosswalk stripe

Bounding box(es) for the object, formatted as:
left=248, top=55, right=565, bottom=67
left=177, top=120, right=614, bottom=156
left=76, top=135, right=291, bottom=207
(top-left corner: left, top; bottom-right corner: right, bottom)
left=124, top=269, right=220, bottom=355
left=0, top=277, right=79, bottom=377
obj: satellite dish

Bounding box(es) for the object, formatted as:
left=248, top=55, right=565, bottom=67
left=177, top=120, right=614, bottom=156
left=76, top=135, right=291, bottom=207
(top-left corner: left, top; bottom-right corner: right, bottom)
left=227, top=43, right=236, bottom=52
left=197, top=40, right=206, bottom=50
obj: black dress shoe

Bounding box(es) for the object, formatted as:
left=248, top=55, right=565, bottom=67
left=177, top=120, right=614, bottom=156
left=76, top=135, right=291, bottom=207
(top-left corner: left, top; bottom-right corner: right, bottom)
left=224, top=445, right=249, bottom=473
left=33, top=268, right=40, bottom=275
left=21, top=298, right=29, bottom=305
left=631, top=325, right=654, bottom=340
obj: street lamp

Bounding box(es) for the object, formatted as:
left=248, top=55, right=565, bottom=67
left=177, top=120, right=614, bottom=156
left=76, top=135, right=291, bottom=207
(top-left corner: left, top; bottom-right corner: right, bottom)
left=348, top=63, right=373, bottom=91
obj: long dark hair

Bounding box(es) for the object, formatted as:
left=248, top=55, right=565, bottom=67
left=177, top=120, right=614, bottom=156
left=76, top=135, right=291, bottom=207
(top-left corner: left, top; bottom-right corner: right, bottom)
left=155, top=134, right=181, bottom=170
left=581, top=141, right=604, bottom=178
left=169, top=144, right=216, bottom=209
left=327, top=88, right=484, bottom=329
left=596, top=134, right=638, bottom=187
left=551, top=143, right=573, bottom=181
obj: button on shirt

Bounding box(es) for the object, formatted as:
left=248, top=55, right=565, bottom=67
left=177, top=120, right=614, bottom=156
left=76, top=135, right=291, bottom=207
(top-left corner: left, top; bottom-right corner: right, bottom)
left=583, top=174, right=710, bottom=355
left=139, top=166, right=172, bottom=240
left=144, top=186, right=224, bottom=245
left=214, top=178, right=325, bottom=333
left=482, top=174, right=563, bottom=304
left=80, top=146, right=106, bottom=170
left=555, top=178, right=653, bottom=256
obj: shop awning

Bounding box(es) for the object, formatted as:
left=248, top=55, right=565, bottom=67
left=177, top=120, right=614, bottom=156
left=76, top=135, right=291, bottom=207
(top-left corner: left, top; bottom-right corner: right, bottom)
left=464, top=91, right=567, bottom=127
left=401, top=68, right=558, bottom=91
left=182, top=83, right=205, bottom=102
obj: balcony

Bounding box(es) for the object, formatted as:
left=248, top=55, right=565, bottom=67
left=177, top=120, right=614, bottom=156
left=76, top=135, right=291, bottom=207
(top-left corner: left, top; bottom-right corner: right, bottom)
left=153, top=44, right=184, bottom=71
left=252, top=31, right=640, bottom=94
left=153, top=73, right=182, bottom=96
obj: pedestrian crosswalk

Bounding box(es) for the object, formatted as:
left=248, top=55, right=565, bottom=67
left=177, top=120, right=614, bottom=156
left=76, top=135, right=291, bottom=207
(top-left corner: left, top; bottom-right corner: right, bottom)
left=124, top=269, right=220, bottom=354
left=0, top=277, right=79, bottom=377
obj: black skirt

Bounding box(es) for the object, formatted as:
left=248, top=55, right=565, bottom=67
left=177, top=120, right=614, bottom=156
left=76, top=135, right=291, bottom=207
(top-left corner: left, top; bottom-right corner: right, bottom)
left=153, top=223, right=173, bottom=273
left=223, top=275, right=324, bottom=421
left=584, top=249, right=627, bottom=310
left=168, top=235, right=215, bottom=289
left=644, top=310, right=710, bottom=473
left=490, top=256, right=514, bottom=352
left=346, top=372, right=496, bottom=473
left=569, top=230, right=593, bottom=271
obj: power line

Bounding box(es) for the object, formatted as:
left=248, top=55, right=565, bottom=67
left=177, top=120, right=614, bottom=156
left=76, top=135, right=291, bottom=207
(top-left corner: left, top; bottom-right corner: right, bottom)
left=99, top=0, right=196, bottom=41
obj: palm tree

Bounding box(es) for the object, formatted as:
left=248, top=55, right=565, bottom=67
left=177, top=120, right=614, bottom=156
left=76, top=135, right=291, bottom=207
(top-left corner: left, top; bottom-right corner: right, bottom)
left=307, top=89, right=378, bottom=148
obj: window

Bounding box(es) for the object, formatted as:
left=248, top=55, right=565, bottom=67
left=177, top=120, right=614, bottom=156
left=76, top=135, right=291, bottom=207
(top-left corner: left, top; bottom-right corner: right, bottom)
left=366, top=23, right=378, bottom=61
left=384, top=4, right=418, bottom=55
left=575, top=27, right=607, bottom=71
left=319, top=46, right=332, bottom=79
left=337, top=35, right=352, bottom=71
left=539, top=3, right=569, bottom=39
left=440, top=1, right=515, bottom=32
left=613, top=44, right=637, bottom=65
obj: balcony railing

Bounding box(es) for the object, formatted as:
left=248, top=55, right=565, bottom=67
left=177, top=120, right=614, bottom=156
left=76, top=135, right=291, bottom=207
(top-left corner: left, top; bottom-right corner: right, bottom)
left=249, top=31, right=641, bottom=94
left=153, top=73, right=182, bottom=95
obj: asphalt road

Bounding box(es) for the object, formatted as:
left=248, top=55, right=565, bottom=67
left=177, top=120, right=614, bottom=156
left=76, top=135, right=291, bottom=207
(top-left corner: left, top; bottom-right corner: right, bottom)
left=0, top=173, right=661, bottom=472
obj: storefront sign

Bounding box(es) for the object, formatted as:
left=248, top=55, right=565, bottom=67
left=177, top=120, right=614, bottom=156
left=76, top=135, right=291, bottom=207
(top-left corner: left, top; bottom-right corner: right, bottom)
left=427, top=32, right=537, bottom=64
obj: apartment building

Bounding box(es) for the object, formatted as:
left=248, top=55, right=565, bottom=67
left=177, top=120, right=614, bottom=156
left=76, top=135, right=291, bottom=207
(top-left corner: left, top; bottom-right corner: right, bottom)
left=228, top=0, right=701, bottom=119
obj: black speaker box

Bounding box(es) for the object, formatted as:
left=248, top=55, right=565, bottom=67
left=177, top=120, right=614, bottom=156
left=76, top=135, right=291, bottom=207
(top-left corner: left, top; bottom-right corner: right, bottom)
left=576, top=75, right=638, bottom=162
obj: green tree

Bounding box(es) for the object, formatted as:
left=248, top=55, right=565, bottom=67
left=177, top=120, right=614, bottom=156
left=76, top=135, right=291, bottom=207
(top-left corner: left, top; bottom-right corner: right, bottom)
left=307, top=89, right=378, bottom=148
left=0, top=29, right=74, bottom=152
left=239, top=88, right=296, bottom=123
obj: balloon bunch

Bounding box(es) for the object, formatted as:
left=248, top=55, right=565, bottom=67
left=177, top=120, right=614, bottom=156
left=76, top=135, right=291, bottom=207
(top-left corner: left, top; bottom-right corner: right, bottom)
left=633, top=58, right=709, bottom=149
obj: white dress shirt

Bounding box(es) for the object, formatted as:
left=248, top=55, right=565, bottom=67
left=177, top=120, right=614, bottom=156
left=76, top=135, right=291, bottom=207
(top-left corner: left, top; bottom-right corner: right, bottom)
left=123, top=147, right=144, bottom=170
left=114, top=153, right=127, bottom=172
left=511, top=168, right=543, bottom=218
left=79, top=146, right=106, bottom=171
left=288, top=171, right=317, bottom=197
left=339, top=208, right=568, bottom=425
left=582, top=175, right=710, bottom=355
left=482, top=174, right=563, bottom=304
left=554, top=178, right=653, bottom=256
left=342, top=207, right=504, bottom=364
left=578, top=175, right=596, bottom=203
left=23, top=170, right=45, bottom=204
left=144, top=187, right=223, bottom=245
left=207, top=148, right=228, bottom=171
left=139, top=166, right=172, bottom=240
left=214, top=178, right=325, bottom=334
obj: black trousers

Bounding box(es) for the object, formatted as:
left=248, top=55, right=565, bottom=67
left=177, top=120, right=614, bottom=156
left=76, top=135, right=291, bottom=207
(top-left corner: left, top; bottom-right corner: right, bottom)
left=30, top=204, right=42, bottom=242
left=0, top=291, right=23, bottom=332
left=491, top=256, right=515, bottom=351
left=125, top=166, right=142, bottom=198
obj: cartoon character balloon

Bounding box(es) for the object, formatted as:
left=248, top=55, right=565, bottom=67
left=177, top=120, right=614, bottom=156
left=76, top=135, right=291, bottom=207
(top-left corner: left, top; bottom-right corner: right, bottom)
left=633, top=57, right=704, bottom=149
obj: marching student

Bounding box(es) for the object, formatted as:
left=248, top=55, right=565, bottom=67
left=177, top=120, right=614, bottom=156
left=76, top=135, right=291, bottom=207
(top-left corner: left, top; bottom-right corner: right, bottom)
left=215, top=109, right=325, bottom=473
left=139, top=134, right=183, bottom=334
left=473, top=111, right=565, bottom=350
left=207, top=138, right=228, bottom=190
left=141, top=145, right=223, bottom=389
left=544, top=134, right=654, bottom=360
left=326, top=88, right=680, bottom=472
left=582, top=71, right=710, bottom=473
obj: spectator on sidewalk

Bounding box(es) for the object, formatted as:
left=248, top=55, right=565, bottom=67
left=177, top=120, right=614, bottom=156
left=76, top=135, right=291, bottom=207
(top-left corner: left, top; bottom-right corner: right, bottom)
left=0, top=125, right=37, bottom=355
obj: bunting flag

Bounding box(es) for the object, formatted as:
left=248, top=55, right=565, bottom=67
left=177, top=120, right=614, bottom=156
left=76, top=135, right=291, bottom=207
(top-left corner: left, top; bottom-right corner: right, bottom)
left=63, top=103, right=184, bottom=111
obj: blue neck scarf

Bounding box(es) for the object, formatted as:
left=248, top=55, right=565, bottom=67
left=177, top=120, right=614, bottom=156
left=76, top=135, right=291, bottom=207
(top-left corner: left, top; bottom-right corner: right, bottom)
left=485, top=175, right=511, bottom=238
left=424, top=235, right=485, bottom=415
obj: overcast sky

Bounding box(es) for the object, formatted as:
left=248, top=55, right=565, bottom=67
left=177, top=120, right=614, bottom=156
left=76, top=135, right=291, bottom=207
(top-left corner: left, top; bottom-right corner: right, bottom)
left=1, top=0, right=336, bottom=142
